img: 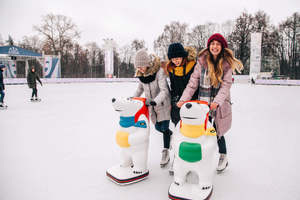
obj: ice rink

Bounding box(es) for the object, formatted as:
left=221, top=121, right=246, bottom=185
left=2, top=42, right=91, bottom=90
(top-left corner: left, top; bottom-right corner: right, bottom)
left=1, top=82, right=299, bottom=200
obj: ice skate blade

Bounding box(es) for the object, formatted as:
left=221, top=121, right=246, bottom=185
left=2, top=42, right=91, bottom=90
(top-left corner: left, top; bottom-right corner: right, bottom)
left=160, top=158, right=170, bottom=168
left=106, top=165, right=149, bottom=185
left=217, top=162, right=228, bottom=174
left=30, top=99, right=41, bottom=102
left=168, top=183, right=213, bottom=200
left=0, top=106, right=7, bottom=110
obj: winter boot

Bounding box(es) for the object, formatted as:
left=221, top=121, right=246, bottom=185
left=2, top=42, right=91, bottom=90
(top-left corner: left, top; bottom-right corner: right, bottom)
left=160, top=148, right=170, bottom=168
left=0, top=102, right=7, bottom=109
left=217, top=153, right=228, bottom=173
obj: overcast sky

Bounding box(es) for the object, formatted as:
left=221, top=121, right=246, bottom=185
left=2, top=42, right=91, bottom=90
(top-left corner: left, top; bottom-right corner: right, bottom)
left=0, top=0, right=299, bottom=51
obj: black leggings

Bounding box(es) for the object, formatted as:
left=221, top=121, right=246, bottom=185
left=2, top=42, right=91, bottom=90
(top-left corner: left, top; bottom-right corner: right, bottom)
left=217, top=136, right=227, bottom=154
left=32, top=88, right=38, bottom=98
left=0, top=90, right=5, bottom=103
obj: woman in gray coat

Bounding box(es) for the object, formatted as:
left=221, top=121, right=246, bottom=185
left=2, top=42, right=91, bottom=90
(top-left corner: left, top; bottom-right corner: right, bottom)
left=133, top=49, right=172, bottom=168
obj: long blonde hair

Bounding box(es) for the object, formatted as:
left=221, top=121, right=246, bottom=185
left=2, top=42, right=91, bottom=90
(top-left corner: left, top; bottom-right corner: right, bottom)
left=199, top=48, right=243, bottom=88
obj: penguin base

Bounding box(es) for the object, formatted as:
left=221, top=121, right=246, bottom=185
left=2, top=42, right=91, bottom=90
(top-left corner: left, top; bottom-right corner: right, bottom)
left=168, top=182, right=213, bottom=200
left=106, top=165, right=149, bottom=185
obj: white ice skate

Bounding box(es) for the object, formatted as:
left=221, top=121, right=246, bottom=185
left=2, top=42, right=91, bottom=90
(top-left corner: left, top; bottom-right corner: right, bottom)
left=216, top=153, right=228, bottom=174
left=160, top=148, right=170, bottom=168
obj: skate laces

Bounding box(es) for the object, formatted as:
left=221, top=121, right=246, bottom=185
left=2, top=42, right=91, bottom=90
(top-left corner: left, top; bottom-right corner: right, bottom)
left=219, top=154, right=226, bottom=163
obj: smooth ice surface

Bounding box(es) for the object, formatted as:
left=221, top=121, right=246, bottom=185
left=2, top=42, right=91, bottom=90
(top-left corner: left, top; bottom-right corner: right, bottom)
left=1, top=82, right=300, bottom=200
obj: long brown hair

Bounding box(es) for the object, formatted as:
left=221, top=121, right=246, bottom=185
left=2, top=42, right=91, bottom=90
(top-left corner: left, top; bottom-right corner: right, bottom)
left=199, top=48, right=243, bottom=88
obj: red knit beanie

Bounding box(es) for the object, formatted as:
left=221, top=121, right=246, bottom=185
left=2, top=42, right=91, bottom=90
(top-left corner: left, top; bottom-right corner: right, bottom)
left=207, top=33, right=228, bottom=48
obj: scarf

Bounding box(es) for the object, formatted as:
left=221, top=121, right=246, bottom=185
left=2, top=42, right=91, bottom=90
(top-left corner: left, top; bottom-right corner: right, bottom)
left=198, top=66, right=220, bottom=119
left=137, top=72, right=157, bottom=84
left=119, top=116, right=147, bottom=128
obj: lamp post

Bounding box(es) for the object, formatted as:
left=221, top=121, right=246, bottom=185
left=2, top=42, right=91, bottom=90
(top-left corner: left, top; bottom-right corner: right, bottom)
left=103, top=39, right=117, bottom=78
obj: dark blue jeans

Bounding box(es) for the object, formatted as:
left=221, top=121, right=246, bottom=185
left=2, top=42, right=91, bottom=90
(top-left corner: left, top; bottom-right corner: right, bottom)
left=155, top=120, right=172, bottom=149
left=0, top=90, right=4, bottom=103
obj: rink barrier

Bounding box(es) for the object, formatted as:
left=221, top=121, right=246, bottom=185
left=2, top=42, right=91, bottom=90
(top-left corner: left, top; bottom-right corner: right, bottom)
left=4, top=77, right=300, bottom=86
left=4, top=78, right=139, bottom=85
left=255, top=79, right=300, bottom=86
left=6, top=76, right=249, bottom=85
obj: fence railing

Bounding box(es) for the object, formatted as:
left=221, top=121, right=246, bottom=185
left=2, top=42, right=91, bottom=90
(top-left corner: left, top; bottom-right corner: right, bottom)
left=4, top=78, right=138, bottom=85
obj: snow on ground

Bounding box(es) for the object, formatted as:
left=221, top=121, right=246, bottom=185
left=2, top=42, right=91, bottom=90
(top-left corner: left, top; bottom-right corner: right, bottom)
left=0, top=82, right=300, bottom=200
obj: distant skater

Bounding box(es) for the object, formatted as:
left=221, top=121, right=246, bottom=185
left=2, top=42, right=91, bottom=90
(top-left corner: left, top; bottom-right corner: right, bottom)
left=0, top=64, right=7, bottom=109
left=27, top=66, right=43, bottom=101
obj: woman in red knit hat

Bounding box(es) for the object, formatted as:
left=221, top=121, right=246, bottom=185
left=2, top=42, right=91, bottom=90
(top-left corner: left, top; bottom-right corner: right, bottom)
left=177, top=33, right=243, bottom=173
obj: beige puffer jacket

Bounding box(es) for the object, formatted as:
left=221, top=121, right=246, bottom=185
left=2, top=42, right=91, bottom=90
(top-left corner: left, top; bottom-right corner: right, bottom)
left=133, top=55, right=171, bottom=124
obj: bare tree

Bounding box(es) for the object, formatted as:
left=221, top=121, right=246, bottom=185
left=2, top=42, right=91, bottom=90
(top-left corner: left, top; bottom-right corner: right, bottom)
left=154, top=21, right=188, bottom=59
left=18, top=35, right=43, bottom=52
left=34, top=13, right=80, bottom=55
left=252, top=11, right=280, bottom=72
left=131, top=39, right=145, bottom=51
left=119, top=44, right=133, bottom=64
left=277, top=12, right=300, bottom=78
left=228, top=11, right=253, bottom=74
left=85, top=42, right=104, bottom=77
left=187, top=25, right=207, bottom=52
left=187, top=22, right=220, bottom=52
left=85, top=42, right=99, bottom=65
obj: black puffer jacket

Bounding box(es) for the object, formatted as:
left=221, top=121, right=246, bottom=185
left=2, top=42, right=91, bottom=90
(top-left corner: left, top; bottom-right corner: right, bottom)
left=167, top=46, right=199, bottom=103
left=168, top=60, right=199, bottom=103
left=27, top=71, right=42, bottom=88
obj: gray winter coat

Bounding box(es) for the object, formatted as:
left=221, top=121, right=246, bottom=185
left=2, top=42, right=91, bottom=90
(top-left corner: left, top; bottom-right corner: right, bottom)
left=134, top=65, right=171, bottom=125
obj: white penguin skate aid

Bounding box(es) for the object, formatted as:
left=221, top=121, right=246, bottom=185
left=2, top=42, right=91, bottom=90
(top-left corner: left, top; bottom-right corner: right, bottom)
left=168, top=101, right=219, bottom=200
left=106, top=97, right=150, bottom=185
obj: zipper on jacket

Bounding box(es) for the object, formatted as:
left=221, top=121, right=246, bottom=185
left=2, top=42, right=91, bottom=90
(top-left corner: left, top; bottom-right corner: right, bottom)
left=148, top=82, right=158, bottom=122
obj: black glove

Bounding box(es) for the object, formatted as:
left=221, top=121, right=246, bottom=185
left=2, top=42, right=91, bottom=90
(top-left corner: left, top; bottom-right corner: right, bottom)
left=146, top=98, right=157, bottom=106
left=150, top=101, right=157, bottom=106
